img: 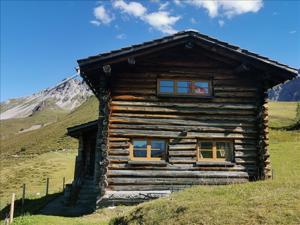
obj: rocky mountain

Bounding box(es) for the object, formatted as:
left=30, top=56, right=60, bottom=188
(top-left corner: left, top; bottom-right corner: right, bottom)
left=268, top=76, right=300, bottom=101
left=0, top=78, right=93, bottom=120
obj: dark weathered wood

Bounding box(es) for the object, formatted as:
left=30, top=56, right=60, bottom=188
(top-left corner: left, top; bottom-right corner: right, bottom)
left=110, top=129, right=256, bottom=139
left=108, top=170, right=249, bottom=178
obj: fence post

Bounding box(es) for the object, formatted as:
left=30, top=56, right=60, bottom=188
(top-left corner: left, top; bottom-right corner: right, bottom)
left=46, top=178, right=49, bottom=196
left=9, top=193, right=15, bottom=224
left=21, top=184, right=26, bottom=214
left=62, top=177, right=65, bottom=191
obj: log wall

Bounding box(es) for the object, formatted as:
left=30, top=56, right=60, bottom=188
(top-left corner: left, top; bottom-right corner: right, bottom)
left=106, top=49, right=264, bottom=191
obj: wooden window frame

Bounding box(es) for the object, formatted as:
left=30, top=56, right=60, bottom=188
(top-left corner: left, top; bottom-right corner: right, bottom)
left=157, top=79, right=212, bottom=97
left=197, top=140, right=233, bottom=162
left=130, top=138, right=167, bottom=161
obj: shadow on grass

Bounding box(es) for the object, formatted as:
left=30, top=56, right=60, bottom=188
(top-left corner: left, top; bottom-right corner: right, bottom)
left=0, top=192, right=61, bottom=220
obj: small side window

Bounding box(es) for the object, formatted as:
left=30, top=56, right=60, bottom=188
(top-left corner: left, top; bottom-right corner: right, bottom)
left=198, top=140, right=233, bottom=162
left=130, top=138, right=166, bottom=160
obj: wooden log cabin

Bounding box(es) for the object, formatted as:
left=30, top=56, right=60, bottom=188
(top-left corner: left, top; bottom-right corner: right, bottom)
left=66, top=30, right=298, bottom=208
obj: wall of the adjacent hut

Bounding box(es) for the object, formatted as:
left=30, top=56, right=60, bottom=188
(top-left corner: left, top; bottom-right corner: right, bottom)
left=107, top=45, right=262, bottom=191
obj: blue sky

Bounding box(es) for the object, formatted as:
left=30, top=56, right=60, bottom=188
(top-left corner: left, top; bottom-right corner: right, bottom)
left=1, top=0, right=299, bottom=101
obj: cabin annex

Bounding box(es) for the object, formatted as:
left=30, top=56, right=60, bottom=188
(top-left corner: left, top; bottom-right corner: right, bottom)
left=65, top=30, right=298, bottom=209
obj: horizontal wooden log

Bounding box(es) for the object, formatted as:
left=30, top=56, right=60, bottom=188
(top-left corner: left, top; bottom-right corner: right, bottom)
left=112, top=95, right=257, bottom=103
left=235, top=151, right=257, bottom=157
left=111, top=101, right=257, bottom=110
left=109, top=142, right=129, bottom=148
left=109, top=124, right=256, bottom=134
left=108, top=163, right=257, bottom=172
left=110, top=137, right=130, bottom=141
left=168, top=144, right=197, bottom=150
left=109, top=149, right=129, bottom=156
left=214, top=92, right=258, bottom=98
left=109, top=179, right=249, bottom=191
left=168, top=151, right=196, bottom=156
left=169, top=138, right=197, bottom=144
left=111, top=106, right=255, bottom=115
left=111, top=116, right=257, bottom=126
left=108, top=177, right=248, bottom=185
left=107, top=170, right=249, bottom=178
left=110, top=129, right=256, bottom=139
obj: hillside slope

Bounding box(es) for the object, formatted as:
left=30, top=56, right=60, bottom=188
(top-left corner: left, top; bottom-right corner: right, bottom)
left=0, top=96, right=98, bottom=157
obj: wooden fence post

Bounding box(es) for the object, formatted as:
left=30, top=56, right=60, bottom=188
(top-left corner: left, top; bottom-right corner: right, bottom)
left=46, top=178, right=49, bottom=196
left=63, top=177, right=65, bottom=191
left=9, top=193, right=15, bottom=224
left=21, top=184, right=26, bottom=214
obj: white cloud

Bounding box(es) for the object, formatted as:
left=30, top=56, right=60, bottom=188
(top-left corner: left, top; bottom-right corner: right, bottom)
left=159, top=1, right=170, bottom=10
left=93, top=5, right=114, bottom=24
left=289, top=30, right=297, bottom=34
left=187, top=0, right=218, bottom=17
left=144, top=11, right=180, bottom=34
left=113, top=0, right=147, bottom=17
left=91, top=1, right=180, bottom=34
left=90, top=20, right=101, bottom=26
left=116, top=33, right=127, bottom=39
left=112, top=0, right=180, bottom=34
left=218, top=19, right=225, bottom=27
left=186, top=0, right=263, bottom=18
left=220, top=1, right=263, bottom=18
left=173, top=0, right=182, bottom=6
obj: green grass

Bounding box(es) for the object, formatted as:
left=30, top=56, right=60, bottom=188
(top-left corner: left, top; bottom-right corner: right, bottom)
left=0, top=96, right=98, bottom=156
left=12, top=206, right=133, bottom=225
left=0, top=109, right=67, bottom=140
left=0, top=96, right=98, bottom=211
left=2, top=101, right=300, bottom=225
left=268, top=101, right=298, bottom=128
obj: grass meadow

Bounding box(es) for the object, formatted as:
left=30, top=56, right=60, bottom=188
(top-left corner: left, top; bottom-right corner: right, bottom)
left=1, top=101, right=299, bottom=225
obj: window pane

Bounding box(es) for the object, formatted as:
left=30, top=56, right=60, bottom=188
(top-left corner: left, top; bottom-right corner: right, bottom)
left=177, top=81, right=189, bottom=88
left=199, top=142, right=213, bottom=159
left=160, top=86, right=174, bottom=93
left=133, top=140, right=147, bottom=148
left=200, top=150, right=213, bottom=158
left=133, top=140, right=147, bottom=158
left=216, top=142, right=232, bottom=161
left=133, top=150, right=147, bottom=158
left=200, top=142, right=213, bottom=150
left=193, top=82, right=209, bottom=95
left=177, top=87, right=189, bottom=94
left=151, top=140, right=166, bottom=158
left=159, top=80, right=174, bottom=93
left=160, top=80, right=173, bottom=86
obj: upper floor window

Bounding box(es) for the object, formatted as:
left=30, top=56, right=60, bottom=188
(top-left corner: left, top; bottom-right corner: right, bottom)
left=130, top=138, right=166, bottom=161
left=158, top=79, right=211, bottom=97
left=197, top=140, right=233, bottom=162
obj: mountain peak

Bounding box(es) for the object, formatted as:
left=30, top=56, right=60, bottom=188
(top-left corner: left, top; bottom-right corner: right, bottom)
left=0, top=78, right=93, bottom=120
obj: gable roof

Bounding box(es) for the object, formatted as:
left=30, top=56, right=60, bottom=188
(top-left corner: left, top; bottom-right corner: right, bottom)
left=77, top=30, right=298, bottom=96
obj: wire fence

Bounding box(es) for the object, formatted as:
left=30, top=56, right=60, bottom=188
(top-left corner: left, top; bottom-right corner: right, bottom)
left=1, top=176, right=73, bottom=224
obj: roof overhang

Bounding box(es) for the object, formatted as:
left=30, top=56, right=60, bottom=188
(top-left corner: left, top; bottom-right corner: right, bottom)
left=77, top=30, right=298, bottom=97
left=67, top=120, right=98, bottom=138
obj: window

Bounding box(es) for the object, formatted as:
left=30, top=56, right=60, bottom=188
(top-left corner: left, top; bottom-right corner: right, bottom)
left=130, top=138, right=166, bottom=160
left=197, top=140, right=233, bottom=161
left=158, top=79, right=211, bottom=97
